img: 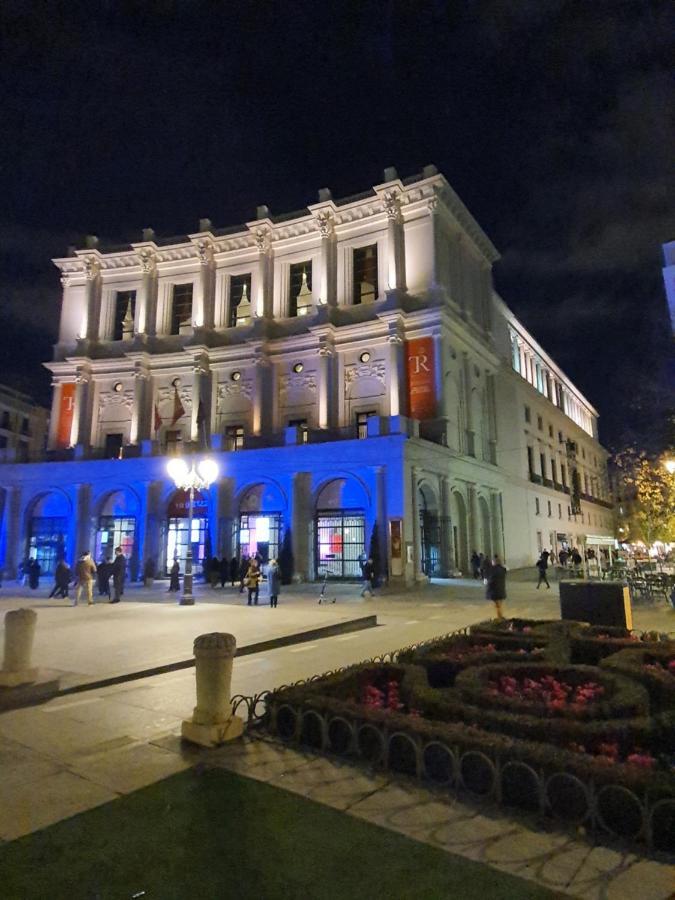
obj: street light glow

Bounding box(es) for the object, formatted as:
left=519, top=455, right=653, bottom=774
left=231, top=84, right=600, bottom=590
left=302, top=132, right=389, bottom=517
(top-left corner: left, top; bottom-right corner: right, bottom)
left=167, top=457, right=189, bottom=485
left=664, top=459, right=675, bottom=475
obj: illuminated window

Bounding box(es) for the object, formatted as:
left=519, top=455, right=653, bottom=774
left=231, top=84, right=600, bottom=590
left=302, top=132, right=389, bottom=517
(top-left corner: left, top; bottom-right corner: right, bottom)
left=356, top=410, right=376, bottom=439
left=229, top=274, right=252, bottom=327
left=289, top=262, right=312, bottom=317
left=226, top=425, right=244, bottom=451
left=113, top=290, right=136, bottom=340
left=353, top=245, right=378, bottom=304
left=171, top=283, right=193, bottom=335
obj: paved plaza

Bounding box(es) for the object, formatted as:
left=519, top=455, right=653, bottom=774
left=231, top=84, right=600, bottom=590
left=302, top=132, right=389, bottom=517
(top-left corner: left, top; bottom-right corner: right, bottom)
left=0, top=577, right=672, bottom=897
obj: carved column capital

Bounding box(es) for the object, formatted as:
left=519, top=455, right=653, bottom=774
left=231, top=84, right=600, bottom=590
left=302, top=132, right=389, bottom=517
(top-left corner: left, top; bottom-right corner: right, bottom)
left=83, top=257, right=100, bottom=281
left=254, top=228, right=271, bottom=253
left=315, top=210, right=334, bottom=237
left=383, top=190, right=402, bottom=223
left=138, top=248, right=157, bottom=274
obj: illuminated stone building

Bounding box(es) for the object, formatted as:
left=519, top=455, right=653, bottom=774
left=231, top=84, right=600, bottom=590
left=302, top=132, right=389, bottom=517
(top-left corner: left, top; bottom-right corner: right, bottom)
left=0, top=167, right=613, bottom=582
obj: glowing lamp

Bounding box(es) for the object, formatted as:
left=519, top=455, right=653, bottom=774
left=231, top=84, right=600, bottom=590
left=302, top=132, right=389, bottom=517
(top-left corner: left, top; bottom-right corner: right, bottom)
left=198, top=458, right=219, bottom=486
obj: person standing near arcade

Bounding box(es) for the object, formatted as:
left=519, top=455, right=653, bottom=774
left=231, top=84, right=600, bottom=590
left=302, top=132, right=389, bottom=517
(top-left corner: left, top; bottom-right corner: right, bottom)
left=486, top=555, right=507, bottom=620
left=110, top=546, right=126, bottom=603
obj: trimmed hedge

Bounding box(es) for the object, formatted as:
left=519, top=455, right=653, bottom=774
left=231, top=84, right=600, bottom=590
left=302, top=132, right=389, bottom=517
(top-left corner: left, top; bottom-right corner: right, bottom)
left=601, top=648, right=675, bottom=713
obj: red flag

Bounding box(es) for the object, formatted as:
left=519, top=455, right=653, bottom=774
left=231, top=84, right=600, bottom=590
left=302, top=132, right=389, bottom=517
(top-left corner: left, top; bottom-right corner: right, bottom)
left=170, top=386, right=186, bottom=425
left=154, top=403, right=162, bottom=433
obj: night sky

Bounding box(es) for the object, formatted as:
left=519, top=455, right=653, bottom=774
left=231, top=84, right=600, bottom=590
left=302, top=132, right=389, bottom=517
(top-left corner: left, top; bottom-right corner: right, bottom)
left=1, top=0, right=673, bottom=450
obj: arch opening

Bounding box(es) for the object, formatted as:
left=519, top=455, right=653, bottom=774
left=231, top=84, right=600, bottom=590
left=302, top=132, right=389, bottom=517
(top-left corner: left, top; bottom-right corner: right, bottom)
left=315, top=477, right=367, bottom=579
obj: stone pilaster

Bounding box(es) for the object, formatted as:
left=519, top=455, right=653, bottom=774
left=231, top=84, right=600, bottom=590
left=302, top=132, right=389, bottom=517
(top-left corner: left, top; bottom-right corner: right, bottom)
left=316, top=211, right=336, bottom=306
left=83, top=257, right=101, bottom=342
left=384, top=191, right=406, bottom=292
left=130, top=367, right=149, bottom=444
left=76, top=483, right=93, bottom=558
left=254, top=229, right=273, bottom=319
left=317, top=343, right=333, bottom=429
left=291, top=472, right=312, bottom=580
left=136, top=249, right=157, bottom=336
left=194, top=240, right=215, bottom=329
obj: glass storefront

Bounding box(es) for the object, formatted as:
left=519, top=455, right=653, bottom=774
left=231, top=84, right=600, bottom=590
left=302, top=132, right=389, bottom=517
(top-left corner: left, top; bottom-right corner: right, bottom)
left=95, top=516, right=136, bottom=564
left=237, top=513, right=282, bottom=564
left=316, top=510, right=365, bottom=579
left=166, top=489, right=208, bottom=575
left=28, top=516, right=67, bottom=576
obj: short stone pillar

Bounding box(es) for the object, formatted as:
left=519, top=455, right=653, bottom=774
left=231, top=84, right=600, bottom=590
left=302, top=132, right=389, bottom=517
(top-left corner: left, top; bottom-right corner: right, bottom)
left=181, top=632, right=244, bottom=747
left=0, top=609, right=38, bottom=687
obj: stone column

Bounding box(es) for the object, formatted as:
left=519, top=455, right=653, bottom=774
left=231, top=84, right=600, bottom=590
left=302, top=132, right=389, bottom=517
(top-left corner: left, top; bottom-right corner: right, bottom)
left=182, top=632, right=244, bottom=746
left=388, top=331, right=405, bottom=417
left=317, top=345, right=333, bottom=429
left=0, top=609, right=38, bottom=686
left=251, top=357, right=267, bottom=435
left=76, top=484, right=93, bottom=558
left=47, top=382, right=62, bottom=450
left=70, top=372, right=91, bottom=449
left=191, top=362, right=208, bottom=444
left=384, top=191, right=406, bottom=292
left=3, top=487, right=22, bottom=579
left=130, top=369, right=149, bottom=444
left=194, top=240, right=215, bottom=329
left=427, top=194, right=439, bottom=292
left=462, top=352, right=474, bottom=456
left=411, top=465, right=423, bottom=579
left=253, top=229, right=273, bottom=319
left=136, top=249, right=157, bottom=336
left=316, top=211, right=336, bottom=306
left=83, top=257, right=101, bottom=342
left=216, top=478, right=236, bottom=559
left=491, top=492, right=505, bottom=560
left=291, top=472, right=312, bottom=580
left=467, top=483, right=479, bottom=556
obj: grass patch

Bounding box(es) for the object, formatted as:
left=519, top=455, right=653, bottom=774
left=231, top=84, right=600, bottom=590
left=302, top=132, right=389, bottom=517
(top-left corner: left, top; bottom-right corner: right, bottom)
left=0, top=767, right=561, bottom=900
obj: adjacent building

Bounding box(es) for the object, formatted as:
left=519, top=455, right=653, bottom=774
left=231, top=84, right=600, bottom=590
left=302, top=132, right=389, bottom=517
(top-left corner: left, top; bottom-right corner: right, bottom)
left=0, top=385, right=48, bottom=463
left=0, top=166, right=613, bottom=583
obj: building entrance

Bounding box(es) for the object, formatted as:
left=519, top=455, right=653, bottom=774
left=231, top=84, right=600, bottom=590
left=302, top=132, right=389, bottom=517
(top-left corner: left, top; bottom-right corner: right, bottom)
left=28, top=516, right=67, bottom=576
left=95, top=516, right=136, bottom=564
left=237, top=513, right=282, bottom=564
left=316, top=510, right=365, bottom=579
left=165, top=489, right=208, bottom=575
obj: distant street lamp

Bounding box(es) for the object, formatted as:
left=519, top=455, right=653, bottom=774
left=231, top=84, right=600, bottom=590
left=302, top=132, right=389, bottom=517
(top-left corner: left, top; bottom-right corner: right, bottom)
left=664, top=459, right=675, bottom=475
left=167, top=457, right=219, bottom=605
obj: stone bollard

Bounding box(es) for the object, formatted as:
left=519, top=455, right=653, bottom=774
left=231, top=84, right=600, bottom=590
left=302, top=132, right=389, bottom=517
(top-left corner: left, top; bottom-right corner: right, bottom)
left=181, top=632, right=244, bottom=747
left=0, top=608, right=39, bottom=687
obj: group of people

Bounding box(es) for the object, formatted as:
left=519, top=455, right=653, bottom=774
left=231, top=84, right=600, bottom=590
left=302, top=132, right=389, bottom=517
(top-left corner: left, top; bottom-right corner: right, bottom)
left=43, top=547, right=127, bottom=605
left=166, top=553, right=283, bottom=607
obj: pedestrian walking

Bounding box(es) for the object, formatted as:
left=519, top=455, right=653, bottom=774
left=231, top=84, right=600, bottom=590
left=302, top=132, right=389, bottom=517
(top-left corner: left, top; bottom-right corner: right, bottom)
left=168, top=558, right=180, bottom=592
left=486, top=555, right=507, bottom=619
left=360, top=557, right=375, bottom=597
left=110, top=546, right=126, bottom=603
left=229, top=556, right=239, bottom=587
left=536, top=552, right=550, bottom=589
left=49, top=559, right=72, bottom=599
left=245, top=559, right=261, bottom=605
left=479, top=554, right=491, bottom=581
left=558, top=548, right=569, bottom=567
left=470, top=550, right=481, bottom=579
left=267, top=558, right=281, bottom=608
left=28, top=559, right=41, bottom=590
left=238, top=556, right=249, bottom=593
left=74, top=552, right=97, bottom=606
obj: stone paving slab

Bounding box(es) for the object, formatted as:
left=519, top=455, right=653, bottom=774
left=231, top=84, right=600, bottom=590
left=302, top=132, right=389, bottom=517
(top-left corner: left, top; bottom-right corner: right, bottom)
left=205, top=736, right=675, bottom=900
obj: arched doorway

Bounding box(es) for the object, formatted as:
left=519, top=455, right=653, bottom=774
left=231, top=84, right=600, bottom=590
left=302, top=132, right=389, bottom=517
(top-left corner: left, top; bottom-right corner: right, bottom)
left=315, top=478, right=368, bottom=578
left=451, top=491, right=469, bottom=575
left=166, top=489, right=209, bottom=575
left=94, top=490, right=138, bottom=567
left=478, top=495, right=492, bottom=560
left=27, top=492, right=69, bottom=576
left=236, top=483, right=285, bottom=565
left=419, top=483, right=441, bottom=576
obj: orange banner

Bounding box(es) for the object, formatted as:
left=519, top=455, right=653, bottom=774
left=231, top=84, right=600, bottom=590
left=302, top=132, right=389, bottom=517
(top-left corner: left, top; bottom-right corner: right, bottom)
left=56, top=383, right=76, bottom=448
left=406, top=337, right=436, bottom=420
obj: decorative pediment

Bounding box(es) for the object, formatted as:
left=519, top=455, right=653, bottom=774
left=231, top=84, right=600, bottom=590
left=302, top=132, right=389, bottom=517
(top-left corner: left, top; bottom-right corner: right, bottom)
left=218, top=380, right=253, bottom=400
left=279, top=372, right=317, bottom=398
left=344, top=362, right=386, bottom=385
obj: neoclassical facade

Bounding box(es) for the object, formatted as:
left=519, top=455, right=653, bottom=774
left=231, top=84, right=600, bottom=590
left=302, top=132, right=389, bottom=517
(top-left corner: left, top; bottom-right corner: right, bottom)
left=0, top=166, right=613, bottom=583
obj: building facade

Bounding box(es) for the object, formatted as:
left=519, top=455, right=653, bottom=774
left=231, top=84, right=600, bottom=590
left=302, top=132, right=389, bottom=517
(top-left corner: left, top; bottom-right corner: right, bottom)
left=0, top=385, right=48, bottom=463
left=0, top=167, right=613, bottom=582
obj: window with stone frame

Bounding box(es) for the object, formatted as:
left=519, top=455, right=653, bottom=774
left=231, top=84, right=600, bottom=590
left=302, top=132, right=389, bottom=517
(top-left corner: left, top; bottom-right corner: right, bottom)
left=170, top=283, right=194, bottom=335
left=288, top=418, right=309, bottom=443
left=229, top=274, right=252, bottom=327
left=225, top=424, right=245, bottom=451
left=288, top=262, right=312, bottom=317
left=355, top=410, right=377, bottom=440
left=353, top=245, right=378, bottom=304
left=113, top=290, right=136, bottom=340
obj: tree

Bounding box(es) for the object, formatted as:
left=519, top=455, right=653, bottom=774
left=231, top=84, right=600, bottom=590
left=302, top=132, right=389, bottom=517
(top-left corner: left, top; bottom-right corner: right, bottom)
left=614, top=449, right=675, bottom=545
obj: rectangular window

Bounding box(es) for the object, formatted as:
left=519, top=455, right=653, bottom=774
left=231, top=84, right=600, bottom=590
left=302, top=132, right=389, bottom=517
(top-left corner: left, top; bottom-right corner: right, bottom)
left=288, top=262, right=313, bottom=317
left=0, top=435, right=7, bottom=449
left=288, top=418, right=309, bottom=444
left=550, top=459, right=557, bottom=483
left=537, top=415, right=543, bottom=431
left=225, top=425, right=244, bottom=451
left=558, top=430, right=563, bottom=443
left=539, top=453, right=546, bottom=479
left=171, top=283, right=193, bottom=335
left=547, top=500, right=552, bottom=517
left=527, top=446, right=534, bottom=475
left=21, top=417, right=30, bottom=435
left=561, top=464, right=567, bottom=487
left=229, top=274, right=252, bottom=327
left=104, top=433, right=124, bottom=458
left=353, top=245, right=378, bottom=305
left=548, top=424, right=553, bottom=438
left=1, top=410, right=10, bottom=429
left=356, top=410, right=376, bottom=440
left=113, top=290, right=136, bottom=340
left=535, top=498, right=540, bottom=515
left=524, top=405, right=531, bottom=423
left=558, top=503, right=562, bottom=519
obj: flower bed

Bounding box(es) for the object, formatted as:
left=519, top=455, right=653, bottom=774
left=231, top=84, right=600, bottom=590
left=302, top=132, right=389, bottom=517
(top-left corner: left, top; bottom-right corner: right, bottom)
left=262, top=621, right=675, bottom=851
left=601, top=648, right=675, bottom=713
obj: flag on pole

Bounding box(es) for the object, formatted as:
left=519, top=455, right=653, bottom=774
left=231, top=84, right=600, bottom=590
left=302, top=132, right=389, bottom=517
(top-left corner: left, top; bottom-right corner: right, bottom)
left=154, top=403, right=162, bottom=434
left=171, top=386, right=186, bottom=425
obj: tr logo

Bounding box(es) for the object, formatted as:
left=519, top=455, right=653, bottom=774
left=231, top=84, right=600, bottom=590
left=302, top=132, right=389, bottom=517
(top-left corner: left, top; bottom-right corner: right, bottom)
left=410, top=353, right=430, bottom=375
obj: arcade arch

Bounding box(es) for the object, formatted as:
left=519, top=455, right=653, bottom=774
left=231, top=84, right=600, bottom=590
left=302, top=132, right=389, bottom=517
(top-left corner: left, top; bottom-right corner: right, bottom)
left=236, top=482, right=286, bottom=565
left=25, top=490, right=71, bottom=576
left=315, top=476, right=368, bottom=579
left=94, top=489, right=139, bottom=566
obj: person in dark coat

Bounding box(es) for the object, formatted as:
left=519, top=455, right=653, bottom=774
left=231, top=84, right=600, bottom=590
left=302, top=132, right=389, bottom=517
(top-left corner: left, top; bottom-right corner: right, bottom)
left=49, top=559, right=71, bottom=598
left=110, top=546, right=126, bottom=603
left=267, top=558, right=281, bottom=608
left=28, top=559, right=41, bottom=589
left=219, top=556, right=230, bottom=588
left=168, top=558, right=180, bottom=592
left=479, top=554, right=491, bottom=580
left=360, top=558, right=375, bottom=597
left=486, top=555, right=507, bottom=620
left=239, top=556, right=249, bottom=593
left=245, top=559, right=261, bottom=605
left=470, top=550, right=481, bottom=579
left=98, top=557, right=111, bottom=598
left=208, top=556, right=220, bottom=589
left=536, top=552, right=550, bottom=589
left=229, top=556, right=239, bottom=587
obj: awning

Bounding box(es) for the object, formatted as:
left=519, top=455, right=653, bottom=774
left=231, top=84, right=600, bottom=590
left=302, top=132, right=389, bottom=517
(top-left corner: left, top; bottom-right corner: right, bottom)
left=584, top=534, right=616, bottom=546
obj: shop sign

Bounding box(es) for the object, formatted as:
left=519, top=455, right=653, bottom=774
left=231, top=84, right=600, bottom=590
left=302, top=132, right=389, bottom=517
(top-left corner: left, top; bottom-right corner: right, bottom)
left=56, top=383, right=76, bottom=448
left=406, top=337, right=436, bottom=420
left=168, top=489, right=208, bottom=517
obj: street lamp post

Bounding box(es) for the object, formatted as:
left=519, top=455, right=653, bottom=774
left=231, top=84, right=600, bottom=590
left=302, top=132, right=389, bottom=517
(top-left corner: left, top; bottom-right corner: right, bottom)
left=167, top=457, right=219, bottom=605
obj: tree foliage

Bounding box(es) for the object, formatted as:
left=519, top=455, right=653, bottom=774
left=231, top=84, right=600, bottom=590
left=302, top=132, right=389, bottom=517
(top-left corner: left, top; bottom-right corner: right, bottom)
left=614, top=449, right=675, bottom=544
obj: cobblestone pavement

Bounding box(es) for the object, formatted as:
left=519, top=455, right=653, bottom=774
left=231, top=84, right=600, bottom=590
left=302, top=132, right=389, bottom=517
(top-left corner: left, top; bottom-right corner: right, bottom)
left=203, top=736, right=675, bottom=900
